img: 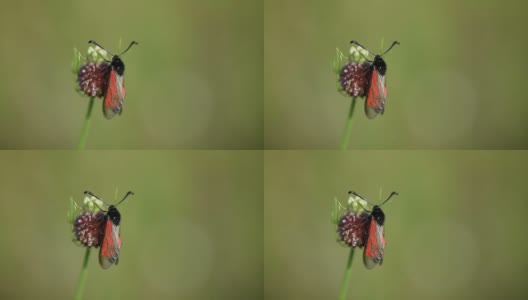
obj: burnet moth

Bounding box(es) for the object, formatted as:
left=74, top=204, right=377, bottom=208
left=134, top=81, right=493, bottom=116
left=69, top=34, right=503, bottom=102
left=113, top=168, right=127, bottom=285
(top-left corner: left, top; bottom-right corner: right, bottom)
left=84, top=190, right=134, bottom=269
left=88, top=40, right=138, bottom=119
left=348, top=190, right=398, bottom=269
left=349, top=40, right=399, bottom=119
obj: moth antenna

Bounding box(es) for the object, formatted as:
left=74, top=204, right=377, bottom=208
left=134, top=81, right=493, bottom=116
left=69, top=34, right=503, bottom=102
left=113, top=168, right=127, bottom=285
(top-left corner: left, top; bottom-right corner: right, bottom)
left=84, top=190, right=111, bottom=206
left=115, top=191, right=134, bottom=206
left=348, top=190, right=376, bottom=206
left=350, top=40, right=376, bottom=56
left=380, top=41, right=400, bottom=56
left=88, top=40, right=115, bottom=56
left=380, top=191, right=399, bottom=206
left=119, top=41, right=138, bottom=56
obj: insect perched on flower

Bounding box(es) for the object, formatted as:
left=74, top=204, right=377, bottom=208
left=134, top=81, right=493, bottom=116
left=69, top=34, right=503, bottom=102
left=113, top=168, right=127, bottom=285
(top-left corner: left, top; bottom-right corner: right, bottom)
left=83, top=190, right=134, bottom=269
left=75, top=40, right=138, bottom=119
left=86, top=40, right=138, bottom=119
left=70, top=190, right=134, bottom=269
left=337, top=210, right=370, bottom=248
left=349, top=40, right=399, bottom=119
left=347, top=190, right=398, bottom=269
left=337, top=40, right=399, bottom=119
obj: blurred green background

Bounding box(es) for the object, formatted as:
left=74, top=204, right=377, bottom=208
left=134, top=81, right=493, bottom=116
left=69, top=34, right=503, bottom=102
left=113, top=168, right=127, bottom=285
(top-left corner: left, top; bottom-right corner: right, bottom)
left=265, top=151, right=528, bottom=299
left=264, top=0, right=528, bottom=149
left=0, top=0, right=262, bottom=149
left=0, top=151, right=262, bottom=299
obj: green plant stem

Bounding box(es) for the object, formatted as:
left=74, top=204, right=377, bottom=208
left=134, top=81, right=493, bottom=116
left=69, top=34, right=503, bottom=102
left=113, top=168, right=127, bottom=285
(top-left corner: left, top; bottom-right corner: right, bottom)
left=74, top=248, right=91, bottom=300
left=340, top=97, right=357, bottom=150
left=338, top=248, right=355, bottom=300
left=78, top=97, right=95, bottom=150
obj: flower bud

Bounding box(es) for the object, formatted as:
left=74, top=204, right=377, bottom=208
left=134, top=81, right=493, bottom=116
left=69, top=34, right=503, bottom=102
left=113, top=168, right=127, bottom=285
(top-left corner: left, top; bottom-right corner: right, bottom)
left=87, top=46, right=107, bottom=64
left=83, top=195, right=104, bottom=213
left=349, top=46, right=369, bottom=63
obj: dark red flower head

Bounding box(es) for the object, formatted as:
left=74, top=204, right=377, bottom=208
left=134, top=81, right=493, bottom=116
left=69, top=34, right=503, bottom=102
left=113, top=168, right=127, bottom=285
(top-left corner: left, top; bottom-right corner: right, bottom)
left=339, top=63, right=370, bottom=97
left=73, top=211, right=105, bottom=247
left=77, top=62, right=109, bottom=98
left=337, top=212, right=370, bottom=248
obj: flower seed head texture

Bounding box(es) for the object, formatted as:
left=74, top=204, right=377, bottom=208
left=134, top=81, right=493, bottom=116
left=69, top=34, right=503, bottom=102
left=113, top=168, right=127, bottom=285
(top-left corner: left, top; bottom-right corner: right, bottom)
left=337, top=212, right=370, bottom=247
left=339, top=63, right=371, bottom=97
left=73, top=212, right=105, bottom=247
left=77, top=62, right=109, bottom=98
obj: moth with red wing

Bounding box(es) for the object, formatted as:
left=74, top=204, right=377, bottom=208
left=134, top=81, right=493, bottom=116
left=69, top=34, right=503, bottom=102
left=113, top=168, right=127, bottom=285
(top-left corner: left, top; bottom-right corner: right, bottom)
left=87, top=40, right=138, bottom=119
left=349, top=40, right=399, bottom=119
left=84, top=190, right=134, bottom=269
left=348, top=190, right=398, bottom=269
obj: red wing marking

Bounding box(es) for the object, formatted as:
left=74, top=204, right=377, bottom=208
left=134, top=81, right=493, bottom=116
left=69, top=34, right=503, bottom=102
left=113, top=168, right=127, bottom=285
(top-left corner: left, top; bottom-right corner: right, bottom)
left=367, top=71, right=380, bottom=108
left=363, top=220, right=385, bottom=269
left=103, top=71, right=126, bottom=119
left=365, top=70, right=387, bottom=119
left=100, top=220, right=114, bottom=258
left=365, top=220, right=379, bottom=257
left=99, top=220, right=121, bottom=269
